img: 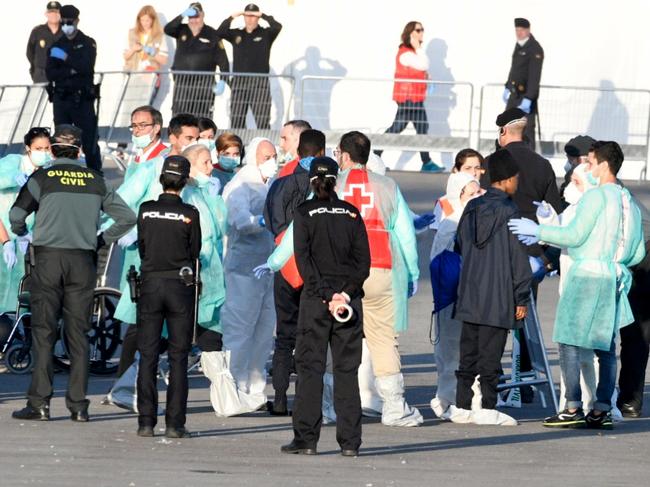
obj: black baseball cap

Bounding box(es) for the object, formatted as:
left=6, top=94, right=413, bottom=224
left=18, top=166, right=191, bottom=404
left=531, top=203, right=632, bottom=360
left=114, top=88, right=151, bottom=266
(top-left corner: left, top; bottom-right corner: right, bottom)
left=52, top=124, right=82, bottom=147
left=46, top=1, right=61, bottom=11
left=309, top=156, right=338, bottom=181
left=564, top=135, right=596, bottom=157
left=60, top=4, right=79, bottom=20
left=244, top=3, right=260, bottom=12
left=162, top=155, right=191, bottom=178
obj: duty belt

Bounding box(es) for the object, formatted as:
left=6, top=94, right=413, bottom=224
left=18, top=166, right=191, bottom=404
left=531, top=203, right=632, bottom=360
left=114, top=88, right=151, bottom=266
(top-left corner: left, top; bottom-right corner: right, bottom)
left=142, top=266, right=195, bottom=286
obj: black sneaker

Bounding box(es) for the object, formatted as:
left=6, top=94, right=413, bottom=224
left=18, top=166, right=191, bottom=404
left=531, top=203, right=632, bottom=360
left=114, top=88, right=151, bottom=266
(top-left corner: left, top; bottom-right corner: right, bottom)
left=585, top=410, right=613, bottom=430
left=542, top=408, right=586, bottom=428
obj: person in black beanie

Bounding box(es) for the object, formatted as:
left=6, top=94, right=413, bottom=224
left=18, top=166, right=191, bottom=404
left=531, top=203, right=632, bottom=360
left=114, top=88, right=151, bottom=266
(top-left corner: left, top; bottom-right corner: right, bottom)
left=450, top=149, right=532, bottom=425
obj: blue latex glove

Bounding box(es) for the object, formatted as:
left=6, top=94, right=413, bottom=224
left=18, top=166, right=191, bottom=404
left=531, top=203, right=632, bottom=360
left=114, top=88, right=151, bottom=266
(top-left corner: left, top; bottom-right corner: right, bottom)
left=212, top=80, right=226, bottom=96
left=253, top=263, right=271, bottom=279
left=16, top=233, right=32, bottom=254
left=142, top=45, right=156, bottom=56
left=533, top=201, right=552, bottom=219
left=508, top=217, right=539, bottom=238
left=182, top=7, right=197, bottom=17
left=207, top=176, right=221, bottom=197
left=407, top=280, right=418, bottom=298
left=427, top=83, right=435, bottom=96
left=258, top=215, right=266, bottom=228
left=15, top=173, right=28, bottom=187
left=518, top=234, right=540, bottom=246
left=502, top=88, right=511, bottom=103
left=518, top=97, right=532, bottom=114
left=50, top=47, right=68, bottom=61
left=413, top=212, right=436, bottom=230
left=529, top=256, right=547, bottom=281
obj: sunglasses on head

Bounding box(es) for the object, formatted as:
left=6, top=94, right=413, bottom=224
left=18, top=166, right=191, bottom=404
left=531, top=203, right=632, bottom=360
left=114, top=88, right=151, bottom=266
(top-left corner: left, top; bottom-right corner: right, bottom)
left=28, top=127, right=51, bottom=138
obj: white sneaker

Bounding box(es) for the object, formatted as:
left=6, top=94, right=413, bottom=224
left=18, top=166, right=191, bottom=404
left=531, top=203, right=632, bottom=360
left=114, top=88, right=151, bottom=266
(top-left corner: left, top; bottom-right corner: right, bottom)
left=430, top=397, right=447, bottom=417
left=447, top=405, right=473, bottom=424
left=471, top=408, right=518, bottom=426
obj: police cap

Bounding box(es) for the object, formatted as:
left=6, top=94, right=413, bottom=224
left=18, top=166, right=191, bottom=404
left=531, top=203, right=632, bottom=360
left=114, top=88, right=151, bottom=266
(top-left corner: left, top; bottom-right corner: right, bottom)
left=189, top=2, right=203, bottom=14
left=162, top=155, right=191, bottom=178
left=244, top=3, right=260, bottom=12
left=52, top=124, right=82, bottom=147
left=496, top=108, right=527, bottom=128
left=46, top=1, right=61, bottom=11
left=514, top=18, right=530, bottom=28
left=308, top=156, right=339, bottom=181
left=60, top=4, right=80, bottom=20
left=564, top=135, right=596, bottom=157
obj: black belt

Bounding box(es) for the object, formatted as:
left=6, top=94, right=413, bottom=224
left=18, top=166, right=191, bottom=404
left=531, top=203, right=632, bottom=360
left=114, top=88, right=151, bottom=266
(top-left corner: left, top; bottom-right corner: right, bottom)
left=141, top=269, right=185, bottom=280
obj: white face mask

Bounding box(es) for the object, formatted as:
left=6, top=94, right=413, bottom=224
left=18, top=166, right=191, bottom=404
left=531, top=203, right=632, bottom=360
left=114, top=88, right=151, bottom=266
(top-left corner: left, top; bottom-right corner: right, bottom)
left=132, top=133, right=153, bottom=150
left=193, top=171, right=210, bottom=187
left=180, top=141, right=198, bottom=153
left=29, top=150, right=53, bottom=167
left=563, top=182, right=583, bottom=205
left=61, top=24, right=76, bottom=36
left=259, top=157, right=278, bottom=180
left=198, top=138, right=216, bottom=151
left=278, top=148, right=293, bottom=164
left=563, top=159, right=573, bottom=173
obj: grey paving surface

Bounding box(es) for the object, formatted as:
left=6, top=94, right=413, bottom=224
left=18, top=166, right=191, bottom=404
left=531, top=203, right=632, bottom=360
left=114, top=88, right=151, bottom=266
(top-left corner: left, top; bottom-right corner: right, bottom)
left=2, top=170, right=650, bottom=487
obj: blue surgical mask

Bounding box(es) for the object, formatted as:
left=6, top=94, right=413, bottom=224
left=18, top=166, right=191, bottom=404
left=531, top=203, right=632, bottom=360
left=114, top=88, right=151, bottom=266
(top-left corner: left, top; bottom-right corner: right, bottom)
left=30, top=150, right=52, bottom=167
left=199, top=138, right=216, bottom=151
left=219, top=155, right=240, bottom=170
left=193, top=172, right=210, bottom=187
left=298, top=156, right=315, bottom=171
left=585, top=170, right=600, bottom=186
left=61, top=24, right=76, bottom=36
left=132, top=133, right=152, bottom=150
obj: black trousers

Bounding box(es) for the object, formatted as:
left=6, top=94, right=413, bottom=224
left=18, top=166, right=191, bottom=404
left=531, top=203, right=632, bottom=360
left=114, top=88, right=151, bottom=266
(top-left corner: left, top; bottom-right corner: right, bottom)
left=230, top=76, right=271, bottom=129
left=292, top=295, right=363, bottom=451
left=136, top=278, right=193, bottom=428
left=28, top=248, right=96, bottom=412
left=375, top=100, right=431, bottom=164
left=52, top=94, right=102, bottom=171
left=618, top=318, right=650, bottom=409
left=116, top=324, right=168, bottom=378
left=506, top=94, right=537, bottom=147
left=271, top=272, right=301, bottom=405
left=456, top=322, right=509, bottom=410
left=172, top=73, right=215, bottom=119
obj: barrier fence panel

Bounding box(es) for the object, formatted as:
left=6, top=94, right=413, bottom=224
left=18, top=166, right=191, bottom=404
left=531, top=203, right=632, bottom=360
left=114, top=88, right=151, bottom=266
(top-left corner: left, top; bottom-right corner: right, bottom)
left=0, top=84, right=49, bottom=156
left=299, top=76, right=474, bottom=153
left=478, top=83, right=650, bottom=170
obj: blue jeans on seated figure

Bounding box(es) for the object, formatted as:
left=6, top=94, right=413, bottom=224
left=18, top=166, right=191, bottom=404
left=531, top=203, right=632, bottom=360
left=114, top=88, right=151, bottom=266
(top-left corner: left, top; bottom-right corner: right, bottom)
left=559, top=337, right=617, bottom=412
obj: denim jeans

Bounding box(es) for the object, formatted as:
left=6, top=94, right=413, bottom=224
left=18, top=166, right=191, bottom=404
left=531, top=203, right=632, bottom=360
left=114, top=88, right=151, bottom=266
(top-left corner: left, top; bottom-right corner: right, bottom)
left=559, top=337, right=617, bottom=412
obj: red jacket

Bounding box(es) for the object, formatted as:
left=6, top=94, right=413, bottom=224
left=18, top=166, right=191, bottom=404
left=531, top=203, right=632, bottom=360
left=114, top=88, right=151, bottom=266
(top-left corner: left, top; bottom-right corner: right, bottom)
left=392, top=45, right=427, bottom=103
left=278, top=157, right=299, bottom=179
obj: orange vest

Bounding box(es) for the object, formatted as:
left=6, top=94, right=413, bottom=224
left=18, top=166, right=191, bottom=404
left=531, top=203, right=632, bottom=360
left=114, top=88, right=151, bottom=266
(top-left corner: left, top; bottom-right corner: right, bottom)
left=278, top=157, right=299, bottom=179
left=341, top=169, right=392, bottom=270
left=392, top=45, right=427, bottom=103
left=276, top=231, right=303, bottom=289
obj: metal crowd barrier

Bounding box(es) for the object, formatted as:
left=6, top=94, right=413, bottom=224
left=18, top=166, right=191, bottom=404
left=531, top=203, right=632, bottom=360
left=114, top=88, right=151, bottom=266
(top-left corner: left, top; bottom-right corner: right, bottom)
left=0, top=84, right=50, bottom=155
left=299, top=76, right=474, bottom=153
left=478, top=82, right=650, bottom=172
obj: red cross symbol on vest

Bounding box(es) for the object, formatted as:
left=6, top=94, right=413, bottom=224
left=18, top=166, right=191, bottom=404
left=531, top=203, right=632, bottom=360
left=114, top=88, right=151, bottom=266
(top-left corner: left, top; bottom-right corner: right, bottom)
left=341, top=183, right=375, bottom=218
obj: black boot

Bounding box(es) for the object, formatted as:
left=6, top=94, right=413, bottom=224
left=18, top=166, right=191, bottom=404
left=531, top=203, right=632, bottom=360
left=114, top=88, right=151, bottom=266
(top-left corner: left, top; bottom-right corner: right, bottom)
left=12, top=404, right=50, bottom=421
left=281, top=440, right=317, bottom=455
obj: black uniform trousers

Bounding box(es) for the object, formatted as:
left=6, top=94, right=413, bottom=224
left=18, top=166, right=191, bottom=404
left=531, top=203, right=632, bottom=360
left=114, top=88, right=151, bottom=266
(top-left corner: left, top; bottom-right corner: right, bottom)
left=292, top=296, right=363, bottom=451
left=136, top=277, right=193, bottom=428
left=230, top=76, right=271, bottom=129
left=28, top=248, right=96, bottom=412
left=172, top=73, right=215, bottom=119
left=52, top=93, right=102, bottom=171
left=375, top=100, right=431, bottom=164
left=456, top=322, right=510, bottom=410
left=506, top=94, right=538, bottom=148
left=618, top=318, right=650, bottom=409
left=271, top=272, right=300, bottom=406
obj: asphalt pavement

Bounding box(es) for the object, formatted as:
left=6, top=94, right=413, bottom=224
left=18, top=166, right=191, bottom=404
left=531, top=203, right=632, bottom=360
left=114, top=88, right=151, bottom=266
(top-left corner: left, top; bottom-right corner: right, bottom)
left=1, top=169, right=650, bottom=487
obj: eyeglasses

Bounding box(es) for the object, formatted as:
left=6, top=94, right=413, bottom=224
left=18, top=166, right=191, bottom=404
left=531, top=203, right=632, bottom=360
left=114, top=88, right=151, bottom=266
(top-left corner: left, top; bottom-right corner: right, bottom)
left=129, top=123, right=154, bottom=131
left=414, top=28, right=424, bottom=33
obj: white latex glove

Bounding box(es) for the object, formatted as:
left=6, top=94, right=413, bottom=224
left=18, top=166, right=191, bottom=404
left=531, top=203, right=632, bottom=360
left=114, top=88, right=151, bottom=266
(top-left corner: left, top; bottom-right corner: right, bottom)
left=16, top=233, right=32, bottom=254
left=253, top=263, right=272, bottom=279
left=3, top=240, right=17, bottom=269
left=118, top=229, right=138, bottom=249
left=408, top=280, right=418, bottom=298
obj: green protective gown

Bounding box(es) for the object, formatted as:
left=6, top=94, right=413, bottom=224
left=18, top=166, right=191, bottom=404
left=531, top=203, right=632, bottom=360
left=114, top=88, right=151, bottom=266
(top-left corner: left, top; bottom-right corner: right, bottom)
left=182, top=179, right=228, bottom=333
left=539, top=183, right=646, bottom=351
left=0, top=154, right=35, bottom=313
left=112, top=156, right=165, bottom=324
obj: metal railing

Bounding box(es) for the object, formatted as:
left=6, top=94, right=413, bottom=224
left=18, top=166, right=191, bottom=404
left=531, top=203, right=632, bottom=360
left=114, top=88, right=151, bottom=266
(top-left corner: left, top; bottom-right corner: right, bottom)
left=299, top=76, right=474, bottom=152
left=0, top=84, right=50, bottom=155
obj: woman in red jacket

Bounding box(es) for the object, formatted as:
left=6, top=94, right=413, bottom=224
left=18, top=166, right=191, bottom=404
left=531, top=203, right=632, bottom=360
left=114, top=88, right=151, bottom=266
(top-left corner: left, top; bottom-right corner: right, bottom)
left=377, top=21, right=443, bottom=172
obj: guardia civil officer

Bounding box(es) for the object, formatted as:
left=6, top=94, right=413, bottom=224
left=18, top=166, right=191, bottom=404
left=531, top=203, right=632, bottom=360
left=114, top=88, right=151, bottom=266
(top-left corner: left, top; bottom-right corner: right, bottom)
left=9, top=125, right=136, bottom=422
left=45, top=4, right=102, bottom=171
left=282, top=157, right=371, bottom=457
left=503, top=18, right=544, bottom=147
left=135, top=155, right=201, bottom=439
left=26, top=1, right=62, bottom=83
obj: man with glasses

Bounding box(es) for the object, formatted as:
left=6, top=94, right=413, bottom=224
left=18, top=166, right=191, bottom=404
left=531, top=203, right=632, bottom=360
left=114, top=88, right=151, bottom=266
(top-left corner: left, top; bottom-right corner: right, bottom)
left=45, top=4, right=102, bottom=171
left=26, top=2, right=62, bottom=83
left=217, top=4, right=282, bottom=129
left=128, top=106, right=167, bottom=177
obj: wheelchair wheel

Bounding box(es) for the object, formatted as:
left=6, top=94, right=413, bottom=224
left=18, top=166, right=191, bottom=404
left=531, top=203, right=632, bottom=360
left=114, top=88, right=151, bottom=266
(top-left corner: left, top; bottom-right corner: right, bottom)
left=5, top=342, right=33, bottom=374
left=53, top=287, right=123, bottom=376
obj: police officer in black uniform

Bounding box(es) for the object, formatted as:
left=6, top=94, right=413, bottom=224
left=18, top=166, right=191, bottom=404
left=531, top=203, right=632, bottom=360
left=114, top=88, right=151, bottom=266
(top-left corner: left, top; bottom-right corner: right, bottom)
left=26, top=1, right=62, bottom=83
left=164, top=2, right=230, bottom=118
left=503, top=18, right=544, bottom=147
left=282, top=157, right=371, bottom=457
left=217, top=3, right=282, bottom=129
left=135, top=155, right=201, bottom=439
left=45, top=4, right=102, bottom=171
left=9, top=125, right=136, bottom=422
